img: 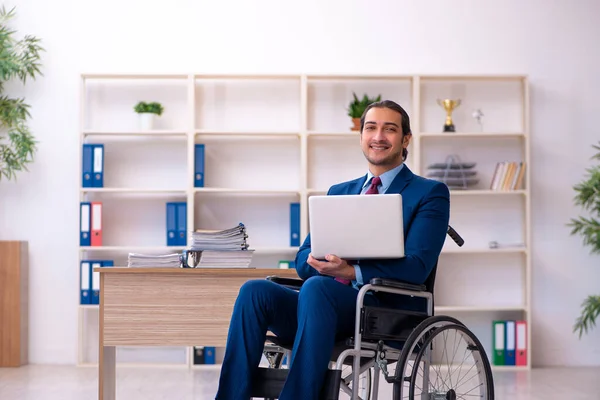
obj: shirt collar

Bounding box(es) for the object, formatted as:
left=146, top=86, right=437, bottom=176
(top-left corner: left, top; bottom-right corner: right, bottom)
left=362, top=163, right=405, bottom=193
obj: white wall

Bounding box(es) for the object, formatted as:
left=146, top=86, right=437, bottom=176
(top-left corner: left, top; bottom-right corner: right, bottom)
left=1, top=0, right=599, bottom=367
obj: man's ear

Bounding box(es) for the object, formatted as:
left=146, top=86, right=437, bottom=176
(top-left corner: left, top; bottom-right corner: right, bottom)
left=403, top=133, right=412, bottom=147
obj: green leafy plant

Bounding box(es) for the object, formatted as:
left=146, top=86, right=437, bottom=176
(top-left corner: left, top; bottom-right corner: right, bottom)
left=134, top=101, right=164, bottom=116
left=346, top=92, right=381, bottom=119
left=0, top=6, right=44, bottom=181
left=568, top=141, right=600, bottom=338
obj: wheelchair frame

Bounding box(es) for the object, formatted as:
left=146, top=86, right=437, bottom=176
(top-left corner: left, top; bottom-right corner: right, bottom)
left=252, top=226, right=494, bottom=400
left=262, top=273, right=435, bottom=399
left=349, top=278, right=434, bottom=399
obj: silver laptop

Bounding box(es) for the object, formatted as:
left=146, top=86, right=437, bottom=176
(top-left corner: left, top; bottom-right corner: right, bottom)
left=308, top=194, right=405, bottom=260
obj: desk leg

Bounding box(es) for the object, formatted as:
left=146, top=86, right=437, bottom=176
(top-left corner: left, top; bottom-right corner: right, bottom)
left=98, top=274, right=115, bottom=400
left=99, top=345, right=116, bottom=400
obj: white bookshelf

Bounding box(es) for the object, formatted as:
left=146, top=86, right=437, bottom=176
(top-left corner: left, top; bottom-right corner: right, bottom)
left=78, top=73, right=531, bottom=371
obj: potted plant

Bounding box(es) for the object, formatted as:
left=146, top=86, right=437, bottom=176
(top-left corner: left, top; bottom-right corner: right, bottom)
left=134, top=101, right=164, bottom=130
left=346, top=92, right=381, bottom=131
left=568, top=141, right=600, bottom=338
left=0, top=6, right=44, bottom=181
left=0, top=6, right=42, bottom=366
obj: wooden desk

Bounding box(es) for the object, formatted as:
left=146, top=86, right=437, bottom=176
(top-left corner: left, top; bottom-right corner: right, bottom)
left=95, top=267, right=299, bottom=400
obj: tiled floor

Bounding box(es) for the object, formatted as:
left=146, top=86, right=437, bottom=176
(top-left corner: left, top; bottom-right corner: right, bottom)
left=0, top=364, right=599, bottom=399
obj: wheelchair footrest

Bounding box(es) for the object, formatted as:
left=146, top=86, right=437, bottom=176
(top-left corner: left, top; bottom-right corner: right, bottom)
left=361, top=305, right=429, bottom=342
left=250, top=367, right=342, bottom=400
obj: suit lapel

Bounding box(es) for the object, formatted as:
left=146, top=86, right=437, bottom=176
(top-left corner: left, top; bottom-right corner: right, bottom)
left=386, top=165, right=415, bottom=233
left=348, top=175, right=368, bottom=195
left=387, top=164, right=414, bottom=194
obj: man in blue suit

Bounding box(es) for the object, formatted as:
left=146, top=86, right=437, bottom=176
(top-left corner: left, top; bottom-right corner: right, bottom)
left=215, top=100, right=450, bottom=399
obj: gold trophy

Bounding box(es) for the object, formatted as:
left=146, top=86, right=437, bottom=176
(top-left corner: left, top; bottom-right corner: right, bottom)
left=437, top=98, right=461, bottom=132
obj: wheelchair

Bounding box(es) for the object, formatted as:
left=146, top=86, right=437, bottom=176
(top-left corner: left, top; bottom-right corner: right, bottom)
left=249, top=226, right=495, bottom=400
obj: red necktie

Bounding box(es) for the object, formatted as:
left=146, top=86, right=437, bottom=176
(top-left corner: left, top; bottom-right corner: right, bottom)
left=365, top=176, right=381, bottom=194
left=335, top=176, right=382, bottom=285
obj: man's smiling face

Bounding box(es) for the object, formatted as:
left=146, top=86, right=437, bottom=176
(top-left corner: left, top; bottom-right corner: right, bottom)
left=360, top=106, right=411, bottom=175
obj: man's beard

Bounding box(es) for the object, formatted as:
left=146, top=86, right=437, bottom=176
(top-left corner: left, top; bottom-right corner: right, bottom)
left=364, top=148, right=403, bottom=166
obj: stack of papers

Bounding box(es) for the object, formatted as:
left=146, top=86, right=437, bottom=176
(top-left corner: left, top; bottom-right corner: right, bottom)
left=185, top=249, right=255, bottom=268
left=127, top=253, right=182, bottom=268
left=185, top=223, right=254, bottom=268
left=190, top=223, right=249, bottom=251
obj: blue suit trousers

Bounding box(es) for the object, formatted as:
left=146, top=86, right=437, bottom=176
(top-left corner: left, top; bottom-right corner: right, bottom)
left=215, top=275, right=381, bottom=399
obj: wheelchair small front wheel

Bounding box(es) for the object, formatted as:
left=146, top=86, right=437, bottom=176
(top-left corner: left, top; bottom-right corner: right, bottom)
left=393, top=315, right=494, bottom=400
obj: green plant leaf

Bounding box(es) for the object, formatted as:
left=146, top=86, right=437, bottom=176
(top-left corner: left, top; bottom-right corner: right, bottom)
left=0, top=121, right=37, bottom=180
left=346, top=92, right=382, bottom=118
left=574, top=295, right=600, bottom=339
left=0, top=5, right=43, bottom=181
left=569, top=141, right=600, bottom=336
left=134, top=101, right=164, bottom=116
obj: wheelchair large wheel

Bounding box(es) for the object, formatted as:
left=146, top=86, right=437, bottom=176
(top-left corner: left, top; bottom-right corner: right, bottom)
left=393, top=315, right=494, bottom=400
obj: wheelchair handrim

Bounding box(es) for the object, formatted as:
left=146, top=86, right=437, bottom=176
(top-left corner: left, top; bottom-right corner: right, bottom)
left=409, top=323, right=492, bottom=399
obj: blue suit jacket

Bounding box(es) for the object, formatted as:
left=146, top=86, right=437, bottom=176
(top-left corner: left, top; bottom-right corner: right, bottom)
left=294, top=165, right=450, bottom=308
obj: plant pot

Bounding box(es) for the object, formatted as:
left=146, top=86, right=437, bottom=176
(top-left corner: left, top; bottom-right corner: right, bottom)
left=138, top=113, right=155, bottom=131
left=351, top=117, right=361, bottom=131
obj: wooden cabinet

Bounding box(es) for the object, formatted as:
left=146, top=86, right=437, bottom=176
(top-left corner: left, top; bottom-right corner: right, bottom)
left=0, top=241, right=28, bottom=367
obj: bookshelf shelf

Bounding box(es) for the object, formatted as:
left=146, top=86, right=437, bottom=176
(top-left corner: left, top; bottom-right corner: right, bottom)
left=418, top=74, right=525, bottom=81
left=492, top=365, right=529, bottom=372
left=195, top=129, right=299, bottom=136
left=196, top=134, right=300, bottom=142
left=78, top=73, right=531, bottom=371
left=79, top=246, right=187, bottom=252
left=81, top=188, right=187, bottom=195
left=420, top=132, right=526, bottom=138
left=307, top=131, right=360, bottom=138
left=82, top=73, right=189, bottom=80
left=83, top=130, right=187, bottom=137
left=193, top=74, right=301, bottom=80
left=436, top=306, right=527, bottom=313
left=306, top=74, right=414, bottom=81
left=441, top=247, right=526, bottom=255
left=193, top=188, right=301, bottom=196
left=449, top=189, right=527, bottom=196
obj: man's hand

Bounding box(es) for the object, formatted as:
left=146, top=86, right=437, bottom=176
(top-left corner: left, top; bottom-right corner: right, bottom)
left=307, top=254, right=356, bottom=280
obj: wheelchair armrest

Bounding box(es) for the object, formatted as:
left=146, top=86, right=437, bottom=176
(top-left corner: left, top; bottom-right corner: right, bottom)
left=266, top=276, right=304, bottom=290
left=358, top=278, right=433, bottom=342
left=369, top=277, right=426, bottom=292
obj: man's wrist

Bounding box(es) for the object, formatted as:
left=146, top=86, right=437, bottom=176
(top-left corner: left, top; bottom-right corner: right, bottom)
left=342, top=259, right=356, bottom=280
left=346, top=263, right=357, bottom=280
